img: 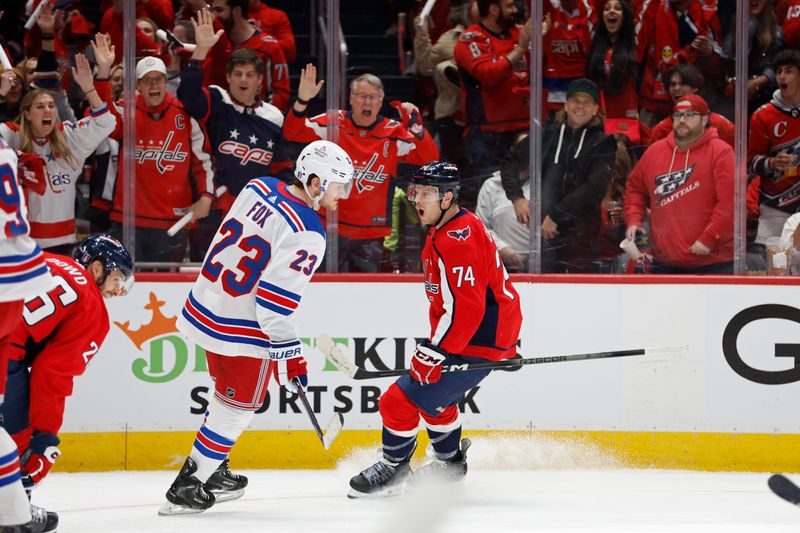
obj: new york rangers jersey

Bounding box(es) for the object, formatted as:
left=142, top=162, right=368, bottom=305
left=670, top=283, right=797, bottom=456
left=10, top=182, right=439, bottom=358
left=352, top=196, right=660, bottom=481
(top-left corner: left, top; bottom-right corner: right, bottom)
left=422, top=209, right=521, bottom=360
left=0, top=106, right=116, bottom=248
left=178, top=60, right=288, bottom=196
left=177, top=177, right=324, bottom=358
left=9, top=253, right=108, bottom=447
left=0, top=140, right=53, bottom=303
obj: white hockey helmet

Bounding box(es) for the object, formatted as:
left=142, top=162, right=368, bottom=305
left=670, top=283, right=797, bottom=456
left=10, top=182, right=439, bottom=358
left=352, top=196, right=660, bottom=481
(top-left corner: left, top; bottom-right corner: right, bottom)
left=294, top=140, right=355, bottom=209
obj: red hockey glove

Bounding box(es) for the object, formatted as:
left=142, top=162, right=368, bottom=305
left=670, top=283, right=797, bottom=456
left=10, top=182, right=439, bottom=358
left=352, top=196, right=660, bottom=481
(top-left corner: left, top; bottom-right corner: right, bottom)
left=270, top=341, right=308, bottom=394
left=410, top=342, right=447, bottom=385
left=16, top=151, right=47, bottom=195
left=20, top=432, right=61, bottom=489
left=389, top=100, right=425, bottom=140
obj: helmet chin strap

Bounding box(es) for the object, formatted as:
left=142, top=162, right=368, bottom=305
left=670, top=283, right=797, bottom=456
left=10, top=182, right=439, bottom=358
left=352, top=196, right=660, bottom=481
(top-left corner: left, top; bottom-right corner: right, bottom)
left=434, top=196, right=451, bottom=228
left=303, top=181, right=322, bottom=210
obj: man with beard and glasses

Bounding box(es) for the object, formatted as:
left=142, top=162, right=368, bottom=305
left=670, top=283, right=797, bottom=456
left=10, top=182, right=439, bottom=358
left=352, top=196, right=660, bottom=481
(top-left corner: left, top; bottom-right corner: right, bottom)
left=624, top=94, right=734, bottom=274
left=202, top=0, right=290, bottom=112
left=453, top=0, right=532, bottom=210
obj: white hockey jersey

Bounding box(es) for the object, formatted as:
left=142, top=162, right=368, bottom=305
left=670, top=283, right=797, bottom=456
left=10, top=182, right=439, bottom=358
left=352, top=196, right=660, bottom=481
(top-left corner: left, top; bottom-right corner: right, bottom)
left=0, top=138, right=54, bottom=302
left=0, top=105, right=116, bottom=249
left=176, top=176, right=325, bottom=358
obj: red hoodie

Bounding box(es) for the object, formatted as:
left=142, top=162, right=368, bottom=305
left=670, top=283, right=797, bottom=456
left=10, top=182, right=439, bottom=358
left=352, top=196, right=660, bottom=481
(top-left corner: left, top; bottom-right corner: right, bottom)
left=624, top=127, right=733, bottom=268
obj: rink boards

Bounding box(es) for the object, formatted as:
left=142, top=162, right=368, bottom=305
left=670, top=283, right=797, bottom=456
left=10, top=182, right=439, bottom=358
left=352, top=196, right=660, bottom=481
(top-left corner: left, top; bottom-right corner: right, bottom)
left=57, top=274, right=800, bottom=472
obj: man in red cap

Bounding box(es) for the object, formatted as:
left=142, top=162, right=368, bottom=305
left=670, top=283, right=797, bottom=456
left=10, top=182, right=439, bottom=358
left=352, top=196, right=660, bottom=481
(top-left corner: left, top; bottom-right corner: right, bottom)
left=624, top=94, right=734, bottom=274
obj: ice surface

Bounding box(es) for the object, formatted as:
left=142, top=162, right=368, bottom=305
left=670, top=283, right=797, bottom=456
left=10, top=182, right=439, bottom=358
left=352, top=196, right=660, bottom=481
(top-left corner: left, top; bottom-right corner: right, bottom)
left=30, top=446, right=800, bottom=533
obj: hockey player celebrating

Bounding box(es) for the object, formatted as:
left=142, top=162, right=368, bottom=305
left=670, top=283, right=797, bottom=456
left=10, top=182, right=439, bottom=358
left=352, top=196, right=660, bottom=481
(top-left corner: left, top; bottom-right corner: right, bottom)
left=160, top=140, right=354, bottom=515
left=349, top=161, right=522, bottom=498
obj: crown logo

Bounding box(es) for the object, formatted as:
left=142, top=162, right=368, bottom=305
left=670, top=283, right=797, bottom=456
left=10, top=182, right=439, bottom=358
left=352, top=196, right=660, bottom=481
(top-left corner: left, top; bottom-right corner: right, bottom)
left=115, top=292, right=178, bottom=349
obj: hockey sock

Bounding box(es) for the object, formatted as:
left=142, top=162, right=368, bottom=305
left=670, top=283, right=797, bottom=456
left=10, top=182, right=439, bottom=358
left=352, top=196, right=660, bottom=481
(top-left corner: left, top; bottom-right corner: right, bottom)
left=422, top=405, right=462, bottom=461
left=379, top=384, right=421, bottom=464
left=0, top=427, right=31, bottom=526
left=189, top=396, right=254, bottom=483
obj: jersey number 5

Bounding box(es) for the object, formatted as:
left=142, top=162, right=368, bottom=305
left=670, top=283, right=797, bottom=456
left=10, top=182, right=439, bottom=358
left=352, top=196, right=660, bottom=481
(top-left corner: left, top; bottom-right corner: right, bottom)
left=201, top=218, right=272, bottom=297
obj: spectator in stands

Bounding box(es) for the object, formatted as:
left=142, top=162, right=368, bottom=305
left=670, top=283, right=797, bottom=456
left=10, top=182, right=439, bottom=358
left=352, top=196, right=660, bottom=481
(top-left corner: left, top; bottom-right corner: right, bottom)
left=283, top=64, right=439, bottom=272
left=597, top=133, right=635, bottom=272
left=109, top=64, right=124, bottom=101
left=165, top=19, right=198, bottom=96
left=543, top=0, right=593, bottom=115
left=203, top=0, right=290, bottom=112
left=17, top=57, right=37, bottom=87
left=137, top=17, right=159, bottom=44
left=179, top=9, right=290, bottom=259
left=0, top=69, right=25, bottom=122
left=477, top=131, right=531, bottom=272
left=722, top=0, right=783, bottom=115
left=625, top=95, right=734, bottom=274
left=540, top=78, right=616, bottom=272
left=414, top=1, right=479, bottom=169
left=585, top=0, right=639, bottom=122
left=650, top=64, right=735, bottom=147
left=0, top=36, right=114, bottom=256
left=247, top=0, right=297, bottom=63
left=779, top=0, right=800, bottom=50
left=636, top=0, right=721, bottom=127
left=453, top=0, right=532, bottom=210
left=103, top=0, right=169, bottom=60
left=103, top=50, right=214, bottom=263
left=748, top=49, right=800, bottom=251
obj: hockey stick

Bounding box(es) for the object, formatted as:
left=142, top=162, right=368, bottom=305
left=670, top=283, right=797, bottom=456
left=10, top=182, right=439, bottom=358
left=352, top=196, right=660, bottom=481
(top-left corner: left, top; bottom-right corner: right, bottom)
left=768, top=474, right=800, bottom=507
left=316, top=334, right=687, bottom=380
left=292, top=377, right=344, bottom=450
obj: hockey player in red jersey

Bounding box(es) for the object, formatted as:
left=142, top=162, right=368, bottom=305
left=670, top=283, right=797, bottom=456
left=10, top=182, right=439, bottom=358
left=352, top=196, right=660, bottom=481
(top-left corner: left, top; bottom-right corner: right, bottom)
left=349, top=161, right=522, bottom=498
left=0, top=138, right=59, bottom=533
left=160, top=140, right=354, bottom=516
left=0, top=234, right=133, bottom=500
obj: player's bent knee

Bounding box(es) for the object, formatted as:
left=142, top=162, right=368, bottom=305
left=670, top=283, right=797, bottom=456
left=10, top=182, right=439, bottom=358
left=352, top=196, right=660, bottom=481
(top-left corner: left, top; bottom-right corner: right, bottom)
left=379, top=384, right=421, bottom=431
left=204, top=395, right=256, bottom=441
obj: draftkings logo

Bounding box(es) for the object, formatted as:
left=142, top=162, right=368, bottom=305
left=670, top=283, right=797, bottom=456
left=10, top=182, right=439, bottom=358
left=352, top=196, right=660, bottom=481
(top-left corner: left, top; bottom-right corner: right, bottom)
left=115, top=292, right=208, bottom=383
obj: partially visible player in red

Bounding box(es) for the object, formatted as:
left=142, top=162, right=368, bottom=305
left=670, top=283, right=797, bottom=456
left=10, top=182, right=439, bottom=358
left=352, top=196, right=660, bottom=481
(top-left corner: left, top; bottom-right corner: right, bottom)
left=0, top=137, right=58, bottom=532
left=246, top=0, right=296, bottom=63
left=349, top=161, right=522, bottom=498
left=1, top=234, right=133, bottom=498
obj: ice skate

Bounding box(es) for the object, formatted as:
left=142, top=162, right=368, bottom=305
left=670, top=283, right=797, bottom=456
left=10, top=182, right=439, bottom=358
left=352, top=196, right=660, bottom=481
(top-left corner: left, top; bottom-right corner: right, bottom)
left=406, top=438, right=471, bottom=490
left=204, top=459, right=248, bottom=503
left=0, top=505, right=59, bottom=533
left=159, top=457, right=216, bottom=516
left=348, top=460, right=412, bottom=499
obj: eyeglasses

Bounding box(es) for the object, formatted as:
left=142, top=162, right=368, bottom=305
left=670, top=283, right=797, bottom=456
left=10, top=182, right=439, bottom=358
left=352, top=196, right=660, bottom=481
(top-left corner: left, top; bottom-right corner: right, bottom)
left=672, top=111, right=701, bottom=122
left=352, top=93, right=382, bottom=103
left=139, top=75, right=166, bottom=86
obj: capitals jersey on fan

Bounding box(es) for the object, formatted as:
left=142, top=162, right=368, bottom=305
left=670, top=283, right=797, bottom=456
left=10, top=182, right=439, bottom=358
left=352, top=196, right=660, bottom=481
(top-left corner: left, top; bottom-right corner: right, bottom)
left=177, top=177, right=324, bottom=358
left=9, top=253, right=108, bottom=449
left=422, top=209, right=521, bottom=360
left=748, top=93, right=800, bottom=213
left=178, top=60, right=289, bottom=197
left=283, top=109, right=438, bottom=239
left=0, top=140, right=53, bottom=303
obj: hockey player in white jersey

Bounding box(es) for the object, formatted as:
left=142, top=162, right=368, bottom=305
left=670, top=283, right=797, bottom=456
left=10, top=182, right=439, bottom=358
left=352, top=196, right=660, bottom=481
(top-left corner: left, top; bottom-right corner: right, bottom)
left=0, top=139, right=58, bottom=532
left=160, top=140, right=354, bottom=516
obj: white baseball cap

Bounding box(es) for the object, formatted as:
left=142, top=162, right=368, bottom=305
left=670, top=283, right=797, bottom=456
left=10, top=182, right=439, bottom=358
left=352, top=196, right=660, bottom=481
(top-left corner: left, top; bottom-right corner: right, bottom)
left=135, top=57, right=167, bottom=80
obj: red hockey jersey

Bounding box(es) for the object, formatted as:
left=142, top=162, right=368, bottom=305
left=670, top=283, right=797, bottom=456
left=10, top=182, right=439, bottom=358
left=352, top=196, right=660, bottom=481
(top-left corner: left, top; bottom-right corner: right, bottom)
left=282, top=108, right=439, bottom=239
left=203, top=29, right=290, bottom=113
left=248, top=2, right=297, bottom=63
left=781, top=0, right=800, bottom=49
left=9, top=253, right=109, bottom=449
left=453, top=22, right=530, bottom=132
left=108, top=92, right=214, bottom=229
left=543, top=0, right=593, bottom=80
left=748, top=95, right=800, bottom=213
left=422, top=209, right=521, bottom=360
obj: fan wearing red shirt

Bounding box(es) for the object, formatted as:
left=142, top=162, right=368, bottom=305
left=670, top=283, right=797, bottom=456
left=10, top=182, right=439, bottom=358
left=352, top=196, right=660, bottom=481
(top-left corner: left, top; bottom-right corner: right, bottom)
left=246, top=0, right=296, bottom=63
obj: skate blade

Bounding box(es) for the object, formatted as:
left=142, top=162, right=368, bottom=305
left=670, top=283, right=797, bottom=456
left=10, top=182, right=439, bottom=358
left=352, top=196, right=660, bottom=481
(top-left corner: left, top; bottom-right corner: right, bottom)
left=210, top=488, right=245, bottom=503
left=158, top=501, right=210, bottom=516
left=347, top=484, right=405, bottom=499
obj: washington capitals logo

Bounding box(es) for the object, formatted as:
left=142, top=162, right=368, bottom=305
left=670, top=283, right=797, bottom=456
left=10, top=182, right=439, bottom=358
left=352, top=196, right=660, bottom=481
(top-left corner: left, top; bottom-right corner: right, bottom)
left=447, top=226, right=471, bottom=241
left=353, top=153, right=390, bottom=194
left=654, top=164, right=695, bottom=200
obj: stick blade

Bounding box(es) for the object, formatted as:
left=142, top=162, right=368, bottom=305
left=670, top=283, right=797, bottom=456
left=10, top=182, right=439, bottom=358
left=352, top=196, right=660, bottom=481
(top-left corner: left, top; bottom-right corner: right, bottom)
left=769, top=474, right=800, bottom=506
left=316, top=334, right=359, bottom=379
left=322, top=412, right=344, bottom=450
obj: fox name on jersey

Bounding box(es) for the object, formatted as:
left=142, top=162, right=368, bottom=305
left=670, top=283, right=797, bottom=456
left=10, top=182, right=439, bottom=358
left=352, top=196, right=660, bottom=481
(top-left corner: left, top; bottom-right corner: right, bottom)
left=177, top=177, right=325, bottom=358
